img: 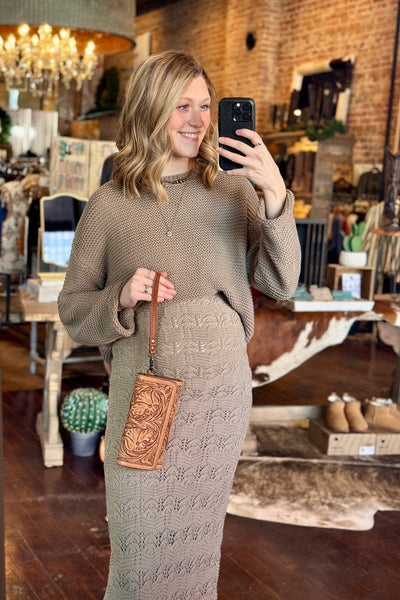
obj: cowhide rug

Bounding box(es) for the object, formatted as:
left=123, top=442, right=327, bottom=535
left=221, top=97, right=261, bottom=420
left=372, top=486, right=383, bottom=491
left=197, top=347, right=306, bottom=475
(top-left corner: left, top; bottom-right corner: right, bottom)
left=228, top=426, right=400, bottom=531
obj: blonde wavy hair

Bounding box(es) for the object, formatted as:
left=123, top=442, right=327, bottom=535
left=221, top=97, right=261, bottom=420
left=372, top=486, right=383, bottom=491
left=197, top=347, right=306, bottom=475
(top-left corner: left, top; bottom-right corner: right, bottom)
left=113, top=50, right=219, bottom=203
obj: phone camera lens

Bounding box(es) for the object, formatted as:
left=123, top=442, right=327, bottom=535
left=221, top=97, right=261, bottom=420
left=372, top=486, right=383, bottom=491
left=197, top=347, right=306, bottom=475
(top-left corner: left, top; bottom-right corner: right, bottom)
left=232, top=106, right=242, bottom=121
left=242, top=102, right=251, bottom=111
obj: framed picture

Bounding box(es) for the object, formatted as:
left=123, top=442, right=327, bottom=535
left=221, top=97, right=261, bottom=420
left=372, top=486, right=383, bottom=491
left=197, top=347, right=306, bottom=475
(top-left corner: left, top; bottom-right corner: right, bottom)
left=341, top=272, right=362, bottom=299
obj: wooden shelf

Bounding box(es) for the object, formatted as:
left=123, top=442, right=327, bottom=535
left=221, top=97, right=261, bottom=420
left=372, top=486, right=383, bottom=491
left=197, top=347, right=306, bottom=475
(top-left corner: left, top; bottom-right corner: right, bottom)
left=262, top=130, right=306, bottom=144
left=326, top=264, right=376, bottom=301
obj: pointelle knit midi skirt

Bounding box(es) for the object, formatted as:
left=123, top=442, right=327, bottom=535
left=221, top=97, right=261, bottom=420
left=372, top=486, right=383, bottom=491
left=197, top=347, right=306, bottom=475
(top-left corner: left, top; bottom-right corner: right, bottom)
left=103, top=294, right=252, bottom=600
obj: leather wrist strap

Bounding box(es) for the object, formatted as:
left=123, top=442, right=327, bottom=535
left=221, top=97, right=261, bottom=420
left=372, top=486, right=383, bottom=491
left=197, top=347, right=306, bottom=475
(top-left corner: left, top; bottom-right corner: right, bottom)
left=148, top=272, right=161, bottom=371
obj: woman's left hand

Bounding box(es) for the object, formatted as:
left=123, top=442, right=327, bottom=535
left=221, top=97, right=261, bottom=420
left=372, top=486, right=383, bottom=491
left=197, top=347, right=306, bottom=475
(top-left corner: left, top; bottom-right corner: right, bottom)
left=217, top=128, right=287, bottom=218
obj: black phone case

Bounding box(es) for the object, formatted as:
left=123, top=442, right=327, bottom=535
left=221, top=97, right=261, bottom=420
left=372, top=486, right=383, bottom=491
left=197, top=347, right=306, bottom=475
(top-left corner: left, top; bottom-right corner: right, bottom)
left=218, top=97, right=255, bottom=170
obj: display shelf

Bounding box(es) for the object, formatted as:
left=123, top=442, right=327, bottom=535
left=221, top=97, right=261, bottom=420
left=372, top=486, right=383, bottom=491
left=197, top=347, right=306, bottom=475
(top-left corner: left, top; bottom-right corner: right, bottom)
left=262, top=130, right=306, bottom=144
left=263, top=132, right=354, bottom=221
left=326, top=264, right=375, bottom=301
left=280, top=298, right=375, bottom=312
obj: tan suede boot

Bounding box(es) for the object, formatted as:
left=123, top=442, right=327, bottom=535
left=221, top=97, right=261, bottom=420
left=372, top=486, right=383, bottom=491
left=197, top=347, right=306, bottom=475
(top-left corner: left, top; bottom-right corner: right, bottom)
left=368, top=397, right=400, bottom=421
left=365, top=403, right=400, bottom=432
left=343, top=396, right=369, bottom=432
left=325, top=395, right=349, bottom=432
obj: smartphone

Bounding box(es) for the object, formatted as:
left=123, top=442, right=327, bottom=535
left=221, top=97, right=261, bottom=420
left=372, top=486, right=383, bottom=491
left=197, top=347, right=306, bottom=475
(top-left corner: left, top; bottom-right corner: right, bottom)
left=218, top=97, right=256, bottom=170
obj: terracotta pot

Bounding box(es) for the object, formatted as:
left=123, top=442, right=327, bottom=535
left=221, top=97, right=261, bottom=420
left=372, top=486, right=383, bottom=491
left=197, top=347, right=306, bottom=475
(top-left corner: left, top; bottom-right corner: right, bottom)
left=338, top=250, right=367, bottom=267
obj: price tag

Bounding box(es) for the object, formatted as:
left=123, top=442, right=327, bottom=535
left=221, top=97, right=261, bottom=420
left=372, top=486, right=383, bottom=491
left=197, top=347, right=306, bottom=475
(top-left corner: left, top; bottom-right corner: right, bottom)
left=359, top=445, right=375, bottom=456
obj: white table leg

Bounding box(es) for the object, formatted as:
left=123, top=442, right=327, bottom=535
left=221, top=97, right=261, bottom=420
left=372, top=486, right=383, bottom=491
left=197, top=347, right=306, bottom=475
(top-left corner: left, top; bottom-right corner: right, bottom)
left=36, top=321, right=66, bottom=467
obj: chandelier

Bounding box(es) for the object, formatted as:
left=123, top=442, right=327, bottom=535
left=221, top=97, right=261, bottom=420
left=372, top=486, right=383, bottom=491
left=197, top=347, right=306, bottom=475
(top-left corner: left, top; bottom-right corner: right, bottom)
left=0, top=0, right=136, bottom=98
left=0, top=23, right=98, bottom=97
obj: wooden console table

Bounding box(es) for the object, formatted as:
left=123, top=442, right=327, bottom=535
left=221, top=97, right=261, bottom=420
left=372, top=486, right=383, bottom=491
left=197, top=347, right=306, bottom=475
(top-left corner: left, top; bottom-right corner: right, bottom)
left=19, top=291, right=101, bottom=467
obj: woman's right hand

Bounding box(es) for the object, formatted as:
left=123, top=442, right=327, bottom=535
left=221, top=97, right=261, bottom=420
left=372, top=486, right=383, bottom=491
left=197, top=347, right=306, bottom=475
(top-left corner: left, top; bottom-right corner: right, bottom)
left=118, top=268, right=176, bottom=310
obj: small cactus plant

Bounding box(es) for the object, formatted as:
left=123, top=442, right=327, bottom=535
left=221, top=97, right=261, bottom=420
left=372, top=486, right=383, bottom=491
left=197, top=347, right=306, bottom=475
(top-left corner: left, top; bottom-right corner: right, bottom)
left=60, top=387, right=108, bottom=433
left=340, top=221, right=366, bottom=252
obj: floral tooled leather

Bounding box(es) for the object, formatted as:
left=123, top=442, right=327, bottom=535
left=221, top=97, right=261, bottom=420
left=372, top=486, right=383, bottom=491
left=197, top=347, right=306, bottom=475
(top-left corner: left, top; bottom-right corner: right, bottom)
left=117, top=373, right=182, bottom=470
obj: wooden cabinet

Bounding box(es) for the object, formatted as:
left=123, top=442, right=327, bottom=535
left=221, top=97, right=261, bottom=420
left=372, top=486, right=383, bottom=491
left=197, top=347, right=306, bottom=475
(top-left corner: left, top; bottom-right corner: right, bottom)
left=263, top=131, right=354, bottom=221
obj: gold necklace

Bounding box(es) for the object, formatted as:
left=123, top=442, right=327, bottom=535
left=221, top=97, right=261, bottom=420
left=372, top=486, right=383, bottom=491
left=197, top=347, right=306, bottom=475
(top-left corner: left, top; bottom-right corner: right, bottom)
left=157, top=179, right=189, bottom=237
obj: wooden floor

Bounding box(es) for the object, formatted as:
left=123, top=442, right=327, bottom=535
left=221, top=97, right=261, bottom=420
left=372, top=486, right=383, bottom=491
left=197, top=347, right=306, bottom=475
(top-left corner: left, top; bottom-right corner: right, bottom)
left=2, top=328, right=400, bottom=599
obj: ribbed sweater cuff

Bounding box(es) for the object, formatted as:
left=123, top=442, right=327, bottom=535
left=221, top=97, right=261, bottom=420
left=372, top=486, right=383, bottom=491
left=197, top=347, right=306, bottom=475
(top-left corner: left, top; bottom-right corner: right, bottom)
left=257, top=189, right=295, bottom=224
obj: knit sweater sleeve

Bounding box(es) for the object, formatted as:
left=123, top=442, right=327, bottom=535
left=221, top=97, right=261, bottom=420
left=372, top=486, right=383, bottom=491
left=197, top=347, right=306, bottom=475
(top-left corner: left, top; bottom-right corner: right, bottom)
left=247, top=187, right=301, bottom=299
left=57, top=189, right=136, bottom=355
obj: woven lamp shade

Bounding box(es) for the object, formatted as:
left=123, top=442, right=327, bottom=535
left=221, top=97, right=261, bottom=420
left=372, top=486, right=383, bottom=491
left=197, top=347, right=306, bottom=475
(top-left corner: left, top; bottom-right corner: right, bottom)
left=0, top=0, right=136, bottom=54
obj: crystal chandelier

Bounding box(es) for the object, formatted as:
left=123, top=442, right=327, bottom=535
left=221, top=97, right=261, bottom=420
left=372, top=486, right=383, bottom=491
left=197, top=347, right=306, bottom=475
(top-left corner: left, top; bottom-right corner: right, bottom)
left=0, top=23, right=98, bottom=97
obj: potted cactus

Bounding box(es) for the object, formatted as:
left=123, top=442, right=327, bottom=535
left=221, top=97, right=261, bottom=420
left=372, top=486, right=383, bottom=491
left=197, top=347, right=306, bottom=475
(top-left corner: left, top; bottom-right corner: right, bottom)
left=339, top=221, right=367, bottom=267
left=60, top=387, right=108, bottom=457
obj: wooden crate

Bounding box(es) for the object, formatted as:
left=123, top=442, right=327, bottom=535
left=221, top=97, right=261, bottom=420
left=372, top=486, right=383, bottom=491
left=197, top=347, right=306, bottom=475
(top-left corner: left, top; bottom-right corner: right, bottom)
left=308, top=419, right=377, bottom=456
left=375, top=432, right=400, bottom=455
left=326, top=264, right=375, bottom=300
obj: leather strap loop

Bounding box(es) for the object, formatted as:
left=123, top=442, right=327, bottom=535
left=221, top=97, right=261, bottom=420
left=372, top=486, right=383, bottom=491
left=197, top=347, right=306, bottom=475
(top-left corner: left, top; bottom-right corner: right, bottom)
left=149, top=272, right=161, bottom=357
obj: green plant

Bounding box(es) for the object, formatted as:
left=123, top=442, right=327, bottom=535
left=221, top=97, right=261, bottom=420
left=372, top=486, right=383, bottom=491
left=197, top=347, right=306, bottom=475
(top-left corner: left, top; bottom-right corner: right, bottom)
left=340, top=221, right=366, bottom=252
left=60, top=387, right=108, bottom=433
left=283, top=117, right=346, bottom=141
left=86, top=66, right=120, bottom=115
left=0, top=108, right=12, bottom=145
left=306, top=117, right=346, bottom=141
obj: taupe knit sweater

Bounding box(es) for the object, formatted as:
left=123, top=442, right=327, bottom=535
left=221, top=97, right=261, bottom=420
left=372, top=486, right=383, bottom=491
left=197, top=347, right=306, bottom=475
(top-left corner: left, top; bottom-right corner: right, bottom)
left=58, top=170, right=301, bottom=364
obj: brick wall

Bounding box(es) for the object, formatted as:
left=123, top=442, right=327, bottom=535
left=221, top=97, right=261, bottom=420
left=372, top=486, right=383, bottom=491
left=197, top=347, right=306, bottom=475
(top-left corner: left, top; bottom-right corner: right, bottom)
left=110, top=0, right=400, bottom=169
left=131, top=0, right=282, bottom=131
left=132, top=0, right=229, bottom=97
left=278, top=0, right=399, bottom=165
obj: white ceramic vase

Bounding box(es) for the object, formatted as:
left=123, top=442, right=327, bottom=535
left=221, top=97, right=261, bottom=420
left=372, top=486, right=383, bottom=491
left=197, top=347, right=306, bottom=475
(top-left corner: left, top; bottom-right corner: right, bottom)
left=338, top=250, right=367, bottom=267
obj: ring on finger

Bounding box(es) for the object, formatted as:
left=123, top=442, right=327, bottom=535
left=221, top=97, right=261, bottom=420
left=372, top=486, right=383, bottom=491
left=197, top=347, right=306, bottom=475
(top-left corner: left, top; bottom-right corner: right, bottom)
left=255, top=140, right=262, bottom=146
left=144, top=285, right=150, bottom=294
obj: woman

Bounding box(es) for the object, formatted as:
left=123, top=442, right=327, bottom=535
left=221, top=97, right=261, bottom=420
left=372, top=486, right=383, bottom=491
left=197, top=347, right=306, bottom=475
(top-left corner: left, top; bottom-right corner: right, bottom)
left=58, top=50, right=301, bottom=599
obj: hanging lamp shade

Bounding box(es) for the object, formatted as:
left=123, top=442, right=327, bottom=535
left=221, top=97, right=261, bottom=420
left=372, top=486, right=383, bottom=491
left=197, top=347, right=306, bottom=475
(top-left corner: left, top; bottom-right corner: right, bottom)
left=0, top=0, right=136, bottom=55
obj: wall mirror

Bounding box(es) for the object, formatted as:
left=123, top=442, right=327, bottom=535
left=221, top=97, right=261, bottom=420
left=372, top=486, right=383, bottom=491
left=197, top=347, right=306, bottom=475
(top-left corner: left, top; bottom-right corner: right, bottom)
left=37, top=193, right=88, bottom=280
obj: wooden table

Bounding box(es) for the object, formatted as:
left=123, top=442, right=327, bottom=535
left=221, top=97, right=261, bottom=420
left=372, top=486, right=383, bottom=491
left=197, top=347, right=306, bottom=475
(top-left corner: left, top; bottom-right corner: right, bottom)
left=19, top=291, right=101, bottom=467
left=248, top=296, right=400, bottom=401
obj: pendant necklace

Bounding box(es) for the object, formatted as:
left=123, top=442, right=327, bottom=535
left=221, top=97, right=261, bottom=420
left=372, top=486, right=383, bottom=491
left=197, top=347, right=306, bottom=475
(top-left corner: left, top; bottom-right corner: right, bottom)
left=157, top=177, right=189, bottom=237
